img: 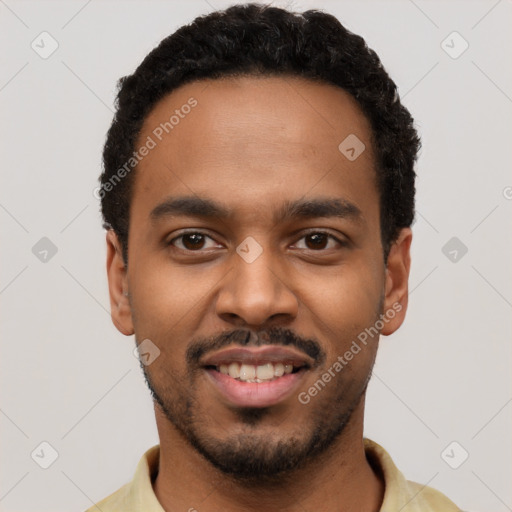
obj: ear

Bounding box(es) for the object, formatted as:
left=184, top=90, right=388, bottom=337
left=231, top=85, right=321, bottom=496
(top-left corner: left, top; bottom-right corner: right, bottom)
left=106, top=230, right=134, bottom=336
left=381, top=227, right=412, bottom=336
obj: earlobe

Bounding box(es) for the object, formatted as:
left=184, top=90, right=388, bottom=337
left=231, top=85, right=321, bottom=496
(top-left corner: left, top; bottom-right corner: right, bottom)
left=106, top=230, right=134, bottom=336
left=381, top=228, right=412, bottom=336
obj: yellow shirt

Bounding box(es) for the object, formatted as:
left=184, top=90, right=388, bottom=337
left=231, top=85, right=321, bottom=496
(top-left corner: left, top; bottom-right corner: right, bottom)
left=86, top=438, right=461, bottom=511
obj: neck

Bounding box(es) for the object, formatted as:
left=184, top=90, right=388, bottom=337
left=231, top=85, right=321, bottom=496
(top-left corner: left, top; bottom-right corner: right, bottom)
left=152, top=402, right=384, bottom=512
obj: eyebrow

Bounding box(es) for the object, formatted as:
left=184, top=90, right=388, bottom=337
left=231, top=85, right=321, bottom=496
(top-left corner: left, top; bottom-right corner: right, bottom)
left=150, top=195, right=362, bottom=225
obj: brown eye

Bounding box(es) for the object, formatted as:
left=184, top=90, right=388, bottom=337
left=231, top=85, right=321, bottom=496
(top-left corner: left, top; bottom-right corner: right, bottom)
left=294, top=231, right=343, bottom=251
left=181, top=233, right=206, bottom=250
left=169, top=232, right=220, bottom=251
left=305, top=233, right=329, bottom=250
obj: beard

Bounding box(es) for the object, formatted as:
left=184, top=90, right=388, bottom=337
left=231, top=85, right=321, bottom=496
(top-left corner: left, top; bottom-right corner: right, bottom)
left=139, top=325, right=377, bottom=484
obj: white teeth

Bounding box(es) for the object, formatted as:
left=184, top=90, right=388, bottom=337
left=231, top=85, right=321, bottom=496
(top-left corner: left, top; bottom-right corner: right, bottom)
left=228, top=362, right=240, bottom=379
left=274, top=362, right=284, bottom=377
left=256, top=363, right=274, bottom=380
left=218, top=361, right=301, bottom=382
left=239, top=364, right=256, bottom=380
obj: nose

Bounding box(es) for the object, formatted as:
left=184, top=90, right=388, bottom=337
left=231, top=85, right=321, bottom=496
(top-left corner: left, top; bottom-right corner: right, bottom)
left=215, top=246, right=299, bottom=328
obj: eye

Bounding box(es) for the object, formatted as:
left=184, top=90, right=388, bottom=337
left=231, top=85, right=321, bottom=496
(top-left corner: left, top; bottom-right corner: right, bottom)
left=167, top=230, right=346, bottom=253
left=293, top=231, right=345, bottom=251
left=168, top=231, right=222, bottom=251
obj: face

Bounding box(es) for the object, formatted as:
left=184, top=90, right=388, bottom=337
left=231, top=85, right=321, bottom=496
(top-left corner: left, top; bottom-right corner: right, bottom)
left=106, top=75, right=411, bottom=480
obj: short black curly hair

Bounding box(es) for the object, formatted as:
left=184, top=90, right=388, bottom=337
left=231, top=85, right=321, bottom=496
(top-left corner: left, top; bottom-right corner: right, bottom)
left=99, top=2, right=420, bottom=265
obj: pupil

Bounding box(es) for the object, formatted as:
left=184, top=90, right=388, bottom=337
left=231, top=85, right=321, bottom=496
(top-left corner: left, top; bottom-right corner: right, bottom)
left=307, top=233, right=327, bottom=249
left=181, top=234, right=328, bottom=250
left=184, top=234, right=204, bottom=250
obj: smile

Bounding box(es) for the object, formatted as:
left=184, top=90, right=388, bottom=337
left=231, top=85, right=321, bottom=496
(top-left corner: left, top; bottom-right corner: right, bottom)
left=201, top=346, right=312, bottom=408
left=215, top=361, right=301, bottom=383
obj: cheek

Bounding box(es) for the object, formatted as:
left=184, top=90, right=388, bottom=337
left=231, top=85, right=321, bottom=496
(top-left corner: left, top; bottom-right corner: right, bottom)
left=306, top=259, right=383, bottom=321
left=127, top=259, right=230, bottom=372
left=300, top=262, right=383, bottom=360
left=129, top=258, right=220, bottom=326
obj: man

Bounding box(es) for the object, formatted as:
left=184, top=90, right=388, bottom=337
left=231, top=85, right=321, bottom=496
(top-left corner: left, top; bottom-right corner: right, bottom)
left=90, top=3, right=461, bottom=510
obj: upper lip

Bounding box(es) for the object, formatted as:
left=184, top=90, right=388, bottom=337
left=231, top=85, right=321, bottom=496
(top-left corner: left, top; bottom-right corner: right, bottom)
left=201, top=345, right=314, bottom=368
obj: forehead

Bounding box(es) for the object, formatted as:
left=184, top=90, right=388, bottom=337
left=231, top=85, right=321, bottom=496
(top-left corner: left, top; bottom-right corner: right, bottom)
left=131, top=75, right=377, bottom=229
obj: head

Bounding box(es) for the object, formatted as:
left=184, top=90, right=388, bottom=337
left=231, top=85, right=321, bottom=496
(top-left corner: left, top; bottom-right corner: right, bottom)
left=102, top=3, right=419, bottom=482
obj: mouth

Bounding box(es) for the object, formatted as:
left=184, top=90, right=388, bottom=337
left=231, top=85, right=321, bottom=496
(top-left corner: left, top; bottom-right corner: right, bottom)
left=205, top=361, right=305, bottom=383
left=201, top=346, right=312, bottom=408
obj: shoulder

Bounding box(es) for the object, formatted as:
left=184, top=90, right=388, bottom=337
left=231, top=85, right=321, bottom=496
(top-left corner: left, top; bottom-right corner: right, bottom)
left=400, top=479, right=461, bottom=511
left=364, top=438, right=461, bottom=512
left=84, top=445, right=162, bottom=512
left=84, top=482, right=132, bottom=512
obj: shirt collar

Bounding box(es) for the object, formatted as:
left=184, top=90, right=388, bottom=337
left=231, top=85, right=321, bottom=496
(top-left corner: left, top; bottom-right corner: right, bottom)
left=124, top=438, right=447, bottom=511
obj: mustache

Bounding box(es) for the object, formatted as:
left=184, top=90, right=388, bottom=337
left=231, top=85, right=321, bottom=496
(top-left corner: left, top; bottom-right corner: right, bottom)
left=186, top=326, right=326, bottom=368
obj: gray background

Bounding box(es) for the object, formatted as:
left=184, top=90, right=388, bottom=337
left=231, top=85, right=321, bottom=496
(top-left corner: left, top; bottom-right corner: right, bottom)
left=1, top=0, right=511, bottom=510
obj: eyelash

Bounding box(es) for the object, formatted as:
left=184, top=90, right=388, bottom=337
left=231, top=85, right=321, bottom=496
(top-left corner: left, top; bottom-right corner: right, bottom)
left=167, top=230, right=346, bottom=252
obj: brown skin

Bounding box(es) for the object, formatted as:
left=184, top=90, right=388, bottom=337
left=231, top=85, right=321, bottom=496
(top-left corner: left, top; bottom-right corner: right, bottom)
left=106, top=76, right=412, bottom=511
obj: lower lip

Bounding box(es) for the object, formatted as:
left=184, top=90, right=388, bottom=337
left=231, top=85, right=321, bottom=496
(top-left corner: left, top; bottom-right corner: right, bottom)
left=204, top=368, right=307, bottom=408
